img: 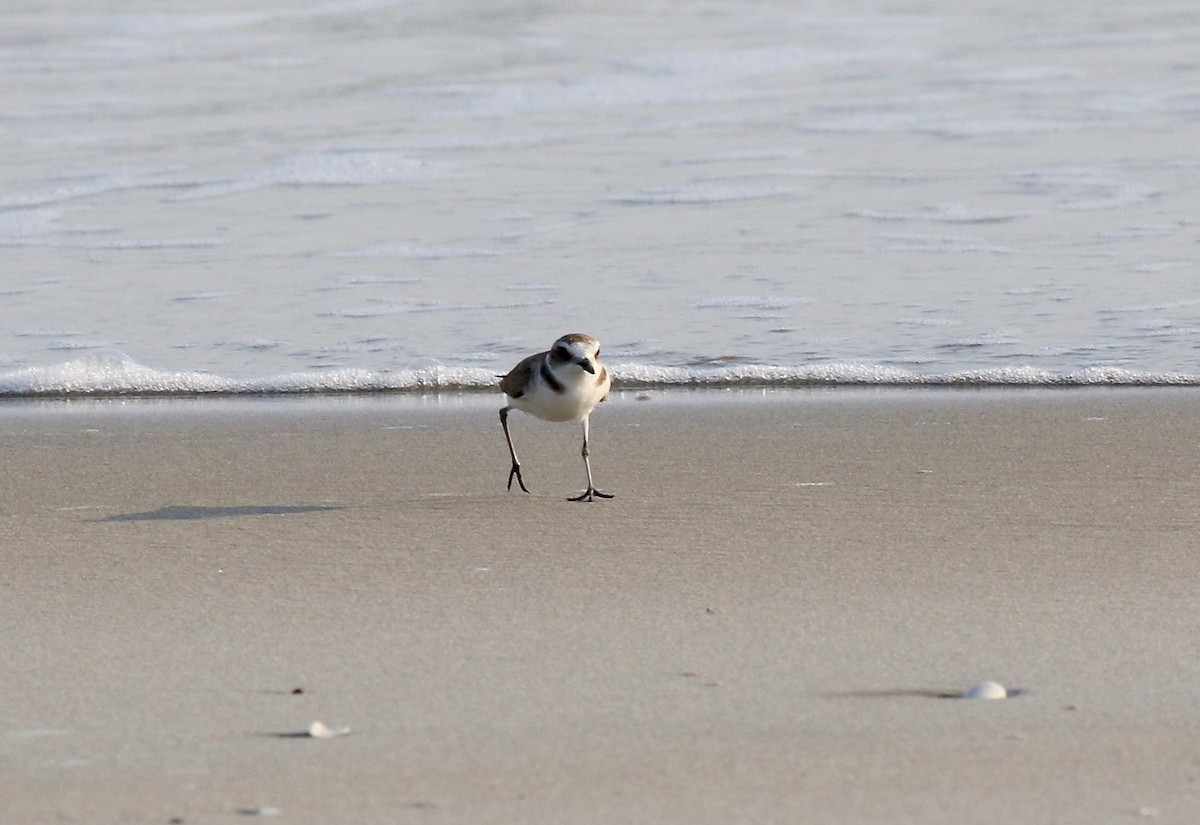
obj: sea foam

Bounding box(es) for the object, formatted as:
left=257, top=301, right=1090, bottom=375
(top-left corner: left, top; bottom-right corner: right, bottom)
left=2, top=352, right=1198, bottom=398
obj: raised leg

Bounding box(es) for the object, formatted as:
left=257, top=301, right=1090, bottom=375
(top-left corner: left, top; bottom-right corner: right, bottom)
left=499, top=407, right=529, bottom=493
left=568, top=414, right=613, bottom=502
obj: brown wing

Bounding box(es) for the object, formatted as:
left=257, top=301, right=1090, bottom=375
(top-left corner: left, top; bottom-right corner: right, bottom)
left=499, top=351, right=545, bottom=398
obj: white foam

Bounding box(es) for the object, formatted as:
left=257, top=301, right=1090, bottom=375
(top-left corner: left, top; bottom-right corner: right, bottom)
left=338, top=299, right=554, bottom=318
left=76, top=238, right=225, bottom=250
left=604, top=185, right=794, bottom=205
left=1128, top=261, right=1189, bottom=274
left=172, top=150, right=458, bottom=200
left=1059, top=184, right=1161, bottom=211
left=666, top=148, right=799, bottom=165
left=0, top=165, right=194, bottom=209
left=173, top=291, right=239, bottom=302
left=1096, top=226, right=1177, bottom=240
left=320, top=276, right=424, bottom=290
left=802, top=113, right=1087, bottom=137
left=0, top=351, right=496, bottom=396
left=80, top=2, right=395, bottom=39
left=442, top=43, right=923, bottom=119
left=48, top=339, right=124, bottom=351
left=1101, top=299, right=1200, bottom=314
left=895, top=317, right=963, bottom=327
left=4, top=353, right=1200, bottom=397
left=0, top=208, right=66, bottom=241
left=220, top=339, right=285, bottom=351
left=611, top=363, right=1200, bottom=388
left=851, top=204, right=1036, bottom=224
left=880, top=233, right=1014, bottom=255
left=696, top=296, right=813, bottom=310
left=504, top=283, right=559, bottom=292
left=332, top=245, right=499, bottom=260
left=1135, top=325, right=1198, bottom=339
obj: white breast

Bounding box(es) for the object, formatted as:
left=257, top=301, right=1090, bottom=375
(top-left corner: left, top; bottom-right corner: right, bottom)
left=511, top=358, right=609, bottom=422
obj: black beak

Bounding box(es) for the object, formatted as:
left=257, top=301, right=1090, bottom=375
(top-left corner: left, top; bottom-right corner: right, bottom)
left=578, top=359, right=595, bottom=374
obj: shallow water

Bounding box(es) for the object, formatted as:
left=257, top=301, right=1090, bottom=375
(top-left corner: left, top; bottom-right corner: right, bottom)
left=2, top=0, right=1199, bottom=393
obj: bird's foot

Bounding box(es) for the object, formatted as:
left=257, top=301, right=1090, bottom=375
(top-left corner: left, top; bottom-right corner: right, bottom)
left=568, top=487, right=614, bottom=502
left=507, top=462, right=530, bottom=494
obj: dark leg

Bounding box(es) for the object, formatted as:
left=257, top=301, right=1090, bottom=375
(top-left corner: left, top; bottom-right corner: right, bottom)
left=499, top=407, right=529, bottom=493
left=568, top=415, right=613, bottom=502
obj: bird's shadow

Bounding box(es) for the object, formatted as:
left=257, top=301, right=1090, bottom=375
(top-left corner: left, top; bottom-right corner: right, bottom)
left=820, top=687, right=1027, bottom=700
left=97, top=504, right=345, bottom=522
left=252, top=728, right=353, bottom=740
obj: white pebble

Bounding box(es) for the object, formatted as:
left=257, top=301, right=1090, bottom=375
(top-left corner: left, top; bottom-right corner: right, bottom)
left=307, top=720, right=351, bottom=738
left=963, top=680, right=1007, bottom=700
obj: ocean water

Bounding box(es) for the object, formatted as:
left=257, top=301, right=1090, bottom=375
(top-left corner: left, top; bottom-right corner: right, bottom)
left=2, top=0, right=1199, bottom=395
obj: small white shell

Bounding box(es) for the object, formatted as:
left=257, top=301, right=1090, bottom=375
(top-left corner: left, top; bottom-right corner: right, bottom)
left=963, top=680, right=1007, bottom=700
left=307, top=720, right=351, bottom=738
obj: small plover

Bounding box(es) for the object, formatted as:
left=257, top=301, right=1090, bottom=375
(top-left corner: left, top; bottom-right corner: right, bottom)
left=499, top=333, right=613, bottom=502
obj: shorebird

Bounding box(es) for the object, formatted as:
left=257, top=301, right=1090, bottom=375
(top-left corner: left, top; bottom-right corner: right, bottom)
left=498, top=333, right=613, bottom=502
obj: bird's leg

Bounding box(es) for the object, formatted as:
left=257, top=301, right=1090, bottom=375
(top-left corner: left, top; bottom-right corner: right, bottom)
left=568, top=415, right=613, bottom=502
left=499, top=407, right=529, bottom=493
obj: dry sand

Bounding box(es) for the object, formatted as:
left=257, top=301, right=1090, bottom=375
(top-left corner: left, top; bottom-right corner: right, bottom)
left=2, top=389, right=1199, bottom=824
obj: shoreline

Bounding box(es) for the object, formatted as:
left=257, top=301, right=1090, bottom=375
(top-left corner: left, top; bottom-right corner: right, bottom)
left=4, top=389, right=1199, bottom=823
left=5, top=354, right=1200, bottom=400
left=3, top=381, right=1200, bottom=405
left=5, top=376, right=1200, bottom=401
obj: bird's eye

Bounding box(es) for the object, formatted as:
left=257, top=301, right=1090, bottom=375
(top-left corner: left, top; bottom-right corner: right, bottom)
left=595, top=349, right=601, bottom=358
left=553, top=346, right=568, bottom=358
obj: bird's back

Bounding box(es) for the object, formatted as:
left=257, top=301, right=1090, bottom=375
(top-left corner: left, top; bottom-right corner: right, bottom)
left=499, top=350, right=546, bottom=399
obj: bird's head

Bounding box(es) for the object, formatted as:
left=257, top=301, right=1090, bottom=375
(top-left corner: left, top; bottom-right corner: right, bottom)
left=550, top=333, right=602, bottom=374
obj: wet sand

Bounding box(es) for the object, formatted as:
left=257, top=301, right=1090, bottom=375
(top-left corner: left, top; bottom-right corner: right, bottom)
left=2, top=389, right=1199, bottom=823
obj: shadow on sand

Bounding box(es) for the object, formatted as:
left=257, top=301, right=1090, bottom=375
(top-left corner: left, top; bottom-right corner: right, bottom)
left=819, top=687, right=1026, bottom=700
left=100, top=504, right=345, bottom=522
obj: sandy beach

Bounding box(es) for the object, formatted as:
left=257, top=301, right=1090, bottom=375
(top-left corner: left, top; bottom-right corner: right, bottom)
left=2, top=389, right=1199, bottom=824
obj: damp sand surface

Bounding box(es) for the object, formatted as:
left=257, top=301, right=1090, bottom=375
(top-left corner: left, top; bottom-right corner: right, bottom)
left=2, top=389, right=1199, bottom=823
